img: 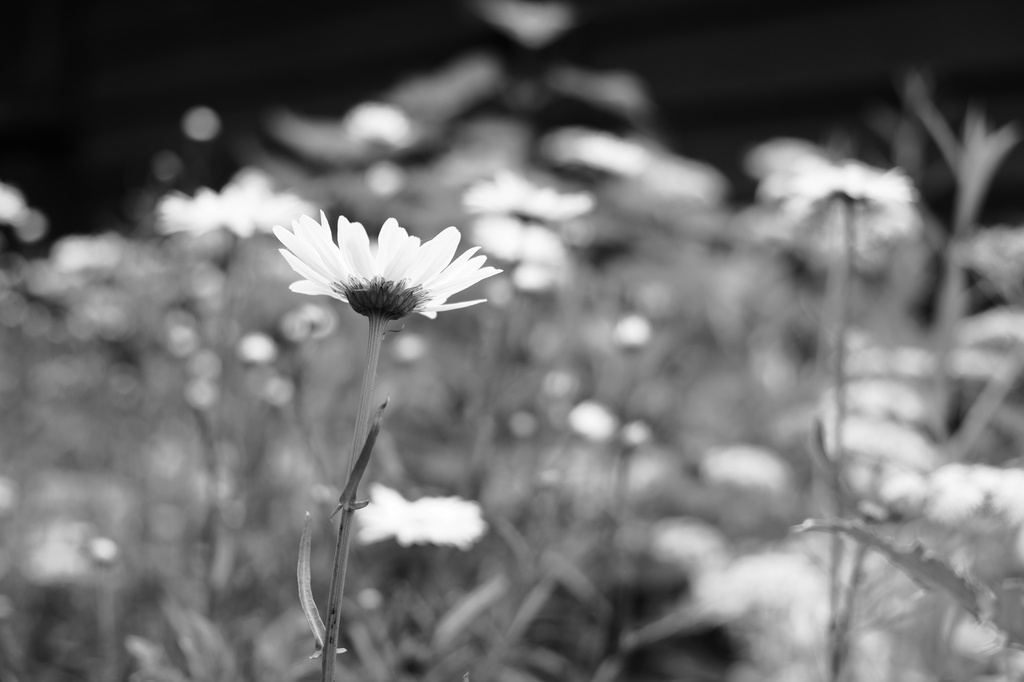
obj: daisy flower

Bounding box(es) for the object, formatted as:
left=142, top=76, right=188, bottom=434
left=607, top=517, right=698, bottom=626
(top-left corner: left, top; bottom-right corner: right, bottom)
left=275, top=213, right=501, bottom=320
left=357, top=484, right=488, bottom=550
left=463, top=170, right=594, bottom=223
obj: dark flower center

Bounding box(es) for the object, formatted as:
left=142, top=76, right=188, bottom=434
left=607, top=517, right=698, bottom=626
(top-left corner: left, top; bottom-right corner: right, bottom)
left=331, top=276, right=426, bottom=320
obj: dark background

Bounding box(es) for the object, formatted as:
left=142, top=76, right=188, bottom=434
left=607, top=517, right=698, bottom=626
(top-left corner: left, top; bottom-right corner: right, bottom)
left=3, top=0, right=1024, bottom=239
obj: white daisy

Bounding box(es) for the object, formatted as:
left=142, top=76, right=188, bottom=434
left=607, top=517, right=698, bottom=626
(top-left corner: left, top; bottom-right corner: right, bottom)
left=157, top=169, right=315, bottom=238
left=463, top=171, right=594, bottom=223
left=274, top=213, right=502, bottom=320
left=356, top=484, right=488, bottom=550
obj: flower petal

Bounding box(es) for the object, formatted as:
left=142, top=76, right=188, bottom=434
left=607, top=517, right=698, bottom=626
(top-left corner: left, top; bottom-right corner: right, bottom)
left=405, top=226, right=462, bottom=286
left=420, top=298, right=487, bottom=313
left=274, top=225, right=334, bottom=281
left=280, top=249, right=333, bottom=287
left=374, top=218, right=408, bottom=273
left=294, top=215, right=350, bottom=280
left=338, top=217, right=376, bottom=279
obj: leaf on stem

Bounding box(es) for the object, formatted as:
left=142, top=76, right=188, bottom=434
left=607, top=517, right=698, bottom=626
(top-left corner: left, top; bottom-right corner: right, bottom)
left=795, top=518, right=983, bottom=617
left=298, top=512, right=328, bottom=658
left=332, top=397, right=390, bottom=520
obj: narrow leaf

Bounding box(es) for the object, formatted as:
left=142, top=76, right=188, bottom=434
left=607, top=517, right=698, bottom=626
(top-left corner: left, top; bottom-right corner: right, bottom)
left=433, top=573, right=511, bottom=652
left=795, top=518, right=984, bottom=617
left=297, top=512, right=327, bottom=656
left=332, top=397, right=389, bottom=519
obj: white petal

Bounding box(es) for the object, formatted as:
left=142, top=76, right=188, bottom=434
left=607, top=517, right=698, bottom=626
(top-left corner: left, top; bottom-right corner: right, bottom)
left=421, top=298, right=487, bottom=313
left=295, top=215, right=350, bottom=280
left=289, top=280, right=342, bottom=299
left=274, top=225, right=334, bottom=281
left=338, top=217, right=376, bottom=279
left=382, top=234, right=422, bottom=281
left=374, top=218, right=408, bottom=273
left=424, top=247, right=482, bottom=288
left=404, top=226, right=461, bottom=286
left=428, top=266, right=502, bottom=300
left=280, top=249, right=333, bottom=287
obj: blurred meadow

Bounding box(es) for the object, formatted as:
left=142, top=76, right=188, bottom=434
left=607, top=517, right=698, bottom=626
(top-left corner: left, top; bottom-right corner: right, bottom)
left=3, top=2, right=1024, bottom=681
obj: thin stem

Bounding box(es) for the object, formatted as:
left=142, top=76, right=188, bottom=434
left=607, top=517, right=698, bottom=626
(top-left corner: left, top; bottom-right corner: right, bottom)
left=827, top=197, right=856, bottom=682
left=321, top=313, right=387, bottom=682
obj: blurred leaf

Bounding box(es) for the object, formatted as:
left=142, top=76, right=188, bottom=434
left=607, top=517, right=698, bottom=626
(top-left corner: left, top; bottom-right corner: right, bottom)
left=985, top=580, right=1024, bottom=649
left=388, top=53, right=504, bottom=123
left=954, top=109, right=1020, bottom=233
left=433, top=573, right=511, bottom=652
left=162, top=601, right=238, bottom=682
left=505, top=577, right=557, bottom=644
left=795, top=519, right=983, bottom=617
left=546, top=66, right=651, bottom=123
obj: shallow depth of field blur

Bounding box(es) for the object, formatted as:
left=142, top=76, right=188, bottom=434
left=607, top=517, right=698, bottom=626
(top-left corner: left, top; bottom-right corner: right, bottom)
left=4, top=2, right=1024, bottom=681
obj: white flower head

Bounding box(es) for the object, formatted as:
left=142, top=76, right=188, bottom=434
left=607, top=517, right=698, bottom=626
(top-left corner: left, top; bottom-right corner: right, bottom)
left=757, top=156, right=921, bottom=266
left=342, top=102, right=415, bottom=149
left=567, top=400, right=619, bottom=442
left=541, top=127, right=651, bottom=177
left=700, top=444, right=791, bottom=496
left=357, top=484, right=488, bottom=550
left=463, top=171, right=594, bottom=223
left=275, top=213, right=502, bottom=320
left=157, top=169, right=315, bottom=238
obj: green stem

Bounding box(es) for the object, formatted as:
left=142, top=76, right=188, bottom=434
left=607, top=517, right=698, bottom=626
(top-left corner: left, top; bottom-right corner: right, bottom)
left=321, top=313, right=387, bottom=682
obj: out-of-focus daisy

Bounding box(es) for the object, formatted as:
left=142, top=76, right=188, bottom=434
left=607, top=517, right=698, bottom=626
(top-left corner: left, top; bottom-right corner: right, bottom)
left=756, top=152, right=921, bottom=267
left=820, top=379, right=931, bottom=427
left=699, top=444, right=791, bottom=496
left=926, top=464, right=1024, bottom=527
left=275, top=213, right=501, bottom=320
left=463, top=171, right=594, bottom=224
left=743, top=137, right=830, bottom=181
left=567, top=400, right=619, bottom=442
left=357, top=484, right=487, bottom=550
left=541, top=127, right=651, bottom=177
left=473, top=0, right=575, bottom=49
left=157, top=168, right=315, bottom=238
left=470, top=214, right=568, bottom=293
left=612, top=314, right=652, bottom=350
left=342, top=102, right=416, bottom=149
left=0, top=180, right=28, bottom=225
left=279, top=303, right=337, bottom=343
left=236, top=332, right=278, bottom=364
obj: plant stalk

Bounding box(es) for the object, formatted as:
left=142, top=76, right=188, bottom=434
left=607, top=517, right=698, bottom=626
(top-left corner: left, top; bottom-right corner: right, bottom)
left=321, top=313, right=387, bottom=682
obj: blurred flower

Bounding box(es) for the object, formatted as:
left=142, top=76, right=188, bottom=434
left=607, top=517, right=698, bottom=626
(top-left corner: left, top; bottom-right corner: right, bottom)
left=365, top=161, right=407, bottom=197
left=650, top=516, right=729, bottom=576
left=471, top=214, right=567, bottom=262
left=756, top=153, right=921, bottom=266
left=473, top=0, right=575, bottom=49
left=157, top=168, right=315, bottom=238
left=463, top=171, right=594, bottom=223
left=567, top=400, right=619, bottom=442
left=541, top=127, right=651, bottom=177
left=620, top=419, right=653, bottom=449
left=612, top=313, right=652, bottom=350
left=696, top=550, right=827, bottom=625
left=820, top=379, right=931, bottom=427
left=700, top=445, right=791, bottom=496
left=926, top=464, right=1024, bottom=527
left=22, top=520, right=95, bottom=585
left=280, top=303, right=337, bottom=342
left=0, top=179, right=48, bottom=243
left=628, top=152, right=729, bottom=208
left=0, top=180, right=28, bottom=225
left=391, top=332, right=428, bottom=363
left=743, top=137, right=830, bottom=181
left=471, top=214, right=568, bottom=292
left=181, top=105, right=221, bottom=142
left=275, top=213, right=501, bottom=319
left=236, top=332, right=278, bottom=364
left=956, top=225, right=1024, bottom=297
left=87, top=536, right=120, bottom=566
left=50, top=233, right=127, bottom=274
left=877, top=471, right=928, bottom=517
left=342, top=102, right=415, bottom=149
left=820, top=416, right=939, bottom=473
left=357, top=484, right=487, bottom=549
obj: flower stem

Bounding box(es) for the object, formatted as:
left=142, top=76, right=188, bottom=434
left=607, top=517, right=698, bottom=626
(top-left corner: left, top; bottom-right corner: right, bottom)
left=321, top=313, right=387, bottom=682
left=827, top=198, right=857, bottom=682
